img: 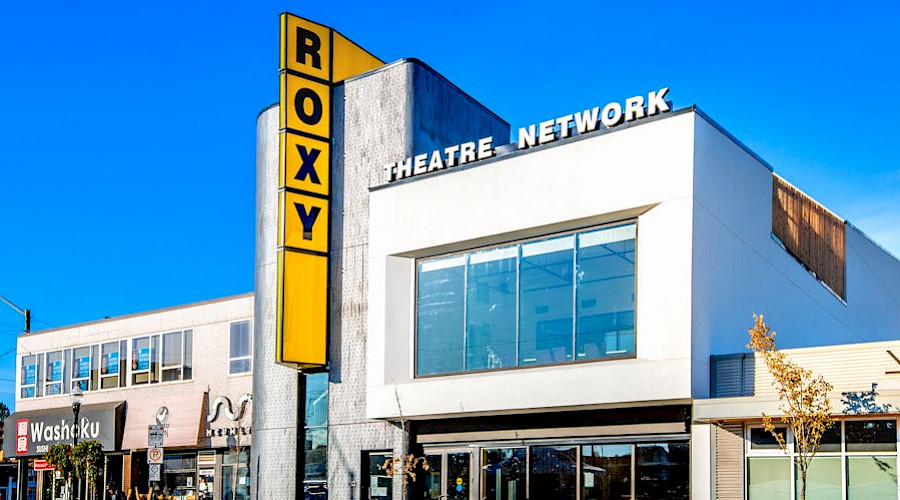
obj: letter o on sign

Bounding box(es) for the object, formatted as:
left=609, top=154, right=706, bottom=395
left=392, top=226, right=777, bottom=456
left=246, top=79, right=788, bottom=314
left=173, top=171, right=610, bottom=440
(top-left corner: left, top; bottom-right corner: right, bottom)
left=294, top=88, right=323, bottom=126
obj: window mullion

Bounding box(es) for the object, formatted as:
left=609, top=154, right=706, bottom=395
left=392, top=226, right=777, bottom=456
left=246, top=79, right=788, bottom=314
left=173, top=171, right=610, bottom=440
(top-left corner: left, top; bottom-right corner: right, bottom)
left=572, top=236, right=578, bottom=363
left=462, top=253, right=469, bottom=371
left=515, top=244, right=521, bottom=368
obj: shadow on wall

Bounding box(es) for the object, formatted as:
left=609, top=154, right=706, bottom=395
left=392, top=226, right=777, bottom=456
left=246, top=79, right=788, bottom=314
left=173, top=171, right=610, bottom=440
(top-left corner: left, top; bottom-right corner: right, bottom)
left=842, top=383, right=895, bottom=415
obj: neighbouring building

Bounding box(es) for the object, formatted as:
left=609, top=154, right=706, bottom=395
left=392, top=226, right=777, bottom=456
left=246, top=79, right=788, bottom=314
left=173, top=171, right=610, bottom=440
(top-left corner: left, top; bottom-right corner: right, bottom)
left=4, top=293, right=254, bottom=500
left=251, top=15, right=900, bottom=500
left=698, top=340, right=900, bottom=500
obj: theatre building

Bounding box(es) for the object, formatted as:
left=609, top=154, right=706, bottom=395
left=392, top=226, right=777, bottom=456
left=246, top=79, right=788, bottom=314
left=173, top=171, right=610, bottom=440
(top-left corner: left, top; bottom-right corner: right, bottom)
left=4, top=293, right=254, bottom=500
left=251, top=15, right=900, bottom=500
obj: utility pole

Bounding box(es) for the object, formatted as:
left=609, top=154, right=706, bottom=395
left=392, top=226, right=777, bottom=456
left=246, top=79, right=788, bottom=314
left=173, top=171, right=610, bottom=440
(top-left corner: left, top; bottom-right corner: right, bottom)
left=0, top=295, right=30, bottom=333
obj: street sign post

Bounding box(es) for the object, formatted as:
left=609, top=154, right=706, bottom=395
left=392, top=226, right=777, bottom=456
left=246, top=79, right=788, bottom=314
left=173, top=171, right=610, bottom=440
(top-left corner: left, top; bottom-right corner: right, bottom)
left=148, top=425, right=164, bottom=447
left=148, top=447, right=163, bottom=464
left=149, top=463, right=161, bottom=482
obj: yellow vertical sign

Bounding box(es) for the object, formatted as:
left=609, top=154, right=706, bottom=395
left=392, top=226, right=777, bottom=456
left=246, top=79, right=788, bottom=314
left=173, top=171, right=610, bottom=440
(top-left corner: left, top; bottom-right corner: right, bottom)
left=277, top=13, right=383, bottom=368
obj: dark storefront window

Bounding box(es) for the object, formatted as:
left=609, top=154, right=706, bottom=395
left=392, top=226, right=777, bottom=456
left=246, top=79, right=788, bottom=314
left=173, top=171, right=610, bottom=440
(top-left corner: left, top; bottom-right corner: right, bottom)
left=161, top=453, right=198, bottom=500
left=423, top=453, right=441, bottom=499
left=582, top=444, right=631, bottom=500
left=423, top=440, right=687, bottom=500
left=482, top=448, right=526, bottom=500
left=635, top=442, right=689, bottom=500
left=222, top=450, right=250, bottom=500
left=416, top=223, right=636, bottom=376
left=529, top=446, right=577, bottom=500
left=365, top=452, right=393, bottom=500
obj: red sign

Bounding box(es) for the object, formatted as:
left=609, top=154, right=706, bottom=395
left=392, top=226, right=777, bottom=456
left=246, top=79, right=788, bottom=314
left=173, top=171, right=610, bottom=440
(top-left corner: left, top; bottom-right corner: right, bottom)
left=33, top=460, right=53, bottom=471
left=16, top=419, right=28, bottom=454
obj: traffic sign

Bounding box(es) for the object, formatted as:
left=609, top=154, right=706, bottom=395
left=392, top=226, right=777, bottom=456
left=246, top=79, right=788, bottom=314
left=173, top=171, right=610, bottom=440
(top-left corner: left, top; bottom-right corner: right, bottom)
left=149, top=464, right=161, bottom=481
left=148, top=447, right=163, bottom=464
left=148, top=425, right=164, bottom=447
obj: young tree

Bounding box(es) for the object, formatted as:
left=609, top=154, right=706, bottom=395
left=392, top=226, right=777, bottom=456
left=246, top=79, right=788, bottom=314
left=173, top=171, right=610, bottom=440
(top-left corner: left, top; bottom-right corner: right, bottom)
left=45, top=443, right=74, bottom=500
left=747, top=314, right=834, bottom=500
left=378, top=384, right=430, bottom=500
left=72, top=441, right=103, bottom=500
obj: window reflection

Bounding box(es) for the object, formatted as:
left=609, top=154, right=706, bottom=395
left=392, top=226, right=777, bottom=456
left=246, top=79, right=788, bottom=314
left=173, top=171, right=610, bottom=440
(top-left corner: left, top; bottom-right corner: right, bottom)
left=530, top=446, right=577, bottom=500
left=416, top=223, right=637, bottom=376
left=582, top=444, right=631, bottom=500
left=417, top=257, right=465, bottom=375
left=519, top=237, right=574, bottom=366
left=483, top=448, right=526, bottom=500
left=635, top=443, right=689, bottom=500
left=467, top=248, right=517, bottom=370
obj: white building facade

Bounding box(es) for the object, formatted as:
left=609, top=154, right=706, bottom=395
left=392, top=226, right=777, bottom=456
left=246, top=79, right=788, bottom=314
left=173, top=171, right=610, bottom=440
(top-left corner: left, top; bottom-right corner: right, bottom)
left=251, top=52, right=900, bottom=500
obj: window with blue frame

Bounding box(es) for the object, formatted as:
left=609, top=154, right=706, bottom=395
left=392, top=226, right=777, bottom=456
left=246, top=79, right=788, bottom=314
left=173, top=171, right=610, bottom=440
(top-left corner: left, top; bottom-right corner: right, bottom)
left=416, top=222, right=636, bottom=376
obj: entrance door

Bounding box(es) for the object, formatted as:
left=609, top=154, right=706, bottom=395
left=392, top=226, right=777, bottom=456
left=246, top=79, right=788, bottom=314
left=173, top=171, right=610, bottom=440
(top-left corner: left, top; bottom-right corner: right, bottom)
left=482, top=448, right=526, bottom=500
left=422, top=449, right=471, bottom=500
left=364, top=452, right=393, bottom=500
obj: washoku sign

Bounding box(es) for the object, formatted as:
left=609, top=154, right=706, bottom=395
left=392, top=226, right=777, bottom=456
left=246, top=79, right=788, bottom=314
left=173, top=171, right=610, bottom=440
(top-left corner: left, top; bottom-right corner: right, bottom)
left=3, top=403, right=124, bottom=457
left=276, top=14, right=383, bottom=368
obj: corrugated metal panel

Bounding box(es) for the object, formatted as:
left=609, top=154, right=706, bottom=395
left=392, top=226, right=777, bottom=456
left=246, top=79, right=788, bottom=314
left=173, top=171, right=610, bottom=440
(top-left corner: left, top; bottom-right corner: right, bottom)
left=716, top=423, right=744, bottom=500
left=752, top=340, right=900, bottom=399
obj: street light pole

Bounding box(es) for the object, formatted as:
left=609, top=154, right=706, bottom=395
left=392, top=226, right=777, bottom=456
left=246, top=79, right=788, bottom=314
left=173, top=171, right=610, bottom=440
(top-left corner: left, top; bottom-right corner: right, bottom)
left=70, top=387, right=83, bottom=500
left=71, top=387, right=83, bottom=446
left=0, top=295, right=30, bottom=333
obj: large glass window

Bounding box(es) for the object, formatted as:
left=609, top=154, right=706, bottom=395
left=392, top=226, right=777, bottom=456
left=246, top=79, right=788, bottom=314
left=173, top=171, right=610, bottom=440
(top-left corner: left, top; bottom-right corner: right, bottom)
left=20, top=355, right=37, bottom=398
left=304, top=373, right=328, bottom=497
left=365, top=452, right=393, bottom=500
left=748, top=457, right=791, bottom=500
left=519, top=237, right=574, bottom=366
left=100, top=341, right=127, bottom=389
left=797, top=457, right=841, bottom=500
left=482, top=448, right=526, bottom=500
left=162, top=331, right=184, bottom=382
left=229, top=320, right=252, bottom=374
left=417, top=256, right=466, bottom=375
left=847, top=456, right=897, bottom=499
left=636, top=442, right=690, bottom=500
left=746, top=420, right=900, bottom=500
left=576, top=226, right=636, bottom=359
left=467, top=247, right=517, bottom=370
left=44, top=350, right=64, bottom=395
left=222, top=450, right=250, bottom=500
left=71, top=346, right=92, bottom=391
left=582, top=444, right=631, bottom=500
left=529, top=446, right=577, bottom=500
left=416, top=223, right=636, bottom=376
left=131, top=336, right=156, bottom=385
left=846, top=420, right=897, bottom=452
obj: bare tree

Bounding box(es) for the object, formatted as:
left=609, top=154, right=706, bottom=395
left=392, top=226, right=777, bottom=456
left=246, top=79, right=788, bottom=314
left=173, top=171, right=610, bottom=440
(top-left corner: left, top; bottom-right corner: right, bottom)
left=747, top=314, right=834, bottom=500
left=378, top=384, right=429, bottom=499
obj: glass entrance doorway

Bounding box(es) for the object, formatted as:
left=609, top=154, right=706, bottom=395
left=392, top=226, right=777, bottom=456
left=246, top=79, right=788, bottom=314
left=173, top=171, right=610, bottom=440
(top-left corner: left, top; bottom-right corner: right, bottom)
left=422, top=449, right=471, bottom=500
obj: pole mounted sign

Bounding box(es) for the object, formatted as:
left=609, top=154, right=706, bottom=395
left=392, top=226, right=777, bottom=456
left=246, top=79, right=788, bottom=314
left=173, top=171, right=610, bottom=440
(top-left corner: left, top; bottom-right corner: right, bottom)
left=276, top=13, right=382, bottom=369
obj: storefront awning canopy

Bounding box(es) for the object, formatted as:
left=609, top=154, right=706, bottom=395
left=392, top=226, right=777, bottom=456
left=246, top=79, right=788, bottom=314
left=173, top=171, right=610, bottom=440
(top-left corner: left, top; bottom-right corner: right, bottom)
left=3, top=401, right=125, bottom=458
left=121, top=393, right=205, bottom=450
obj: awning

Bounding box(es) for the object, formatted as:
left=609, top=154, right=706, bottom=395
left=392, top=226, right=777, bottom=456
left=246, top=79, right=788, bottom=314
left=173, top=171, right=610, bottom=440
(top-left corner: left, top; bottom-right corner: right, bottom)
left=121, top=393, right=205, bottom=450
left=3, top=402, right=125, bottom=458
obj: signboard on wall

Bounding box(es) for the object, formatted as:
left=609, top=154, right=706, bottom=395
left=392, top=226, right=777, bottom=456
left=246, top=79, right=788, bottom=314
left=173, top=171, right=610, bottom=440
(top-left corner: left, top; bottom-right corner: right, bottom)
left=276, top=13, right=383, bottom=368
left=3, top=403, right=124, bottom=457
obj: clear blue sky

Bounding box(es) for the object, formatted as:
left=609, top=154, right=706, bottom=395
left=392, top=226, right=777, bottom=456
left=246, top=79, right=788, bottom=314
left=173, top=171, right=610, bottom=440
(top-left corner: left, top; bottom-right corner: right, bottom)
left=1, top=1, right=898, bottom=409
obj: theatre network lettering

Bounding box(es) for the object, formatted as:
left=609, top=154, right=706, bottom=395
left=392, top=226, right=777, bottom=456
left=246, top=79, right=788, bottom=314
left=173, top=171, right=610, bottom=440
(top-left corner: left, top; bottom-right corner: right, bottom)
left=276, top=14, right=383, bottom=368
left=383, top=87, right=670, bottom=182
